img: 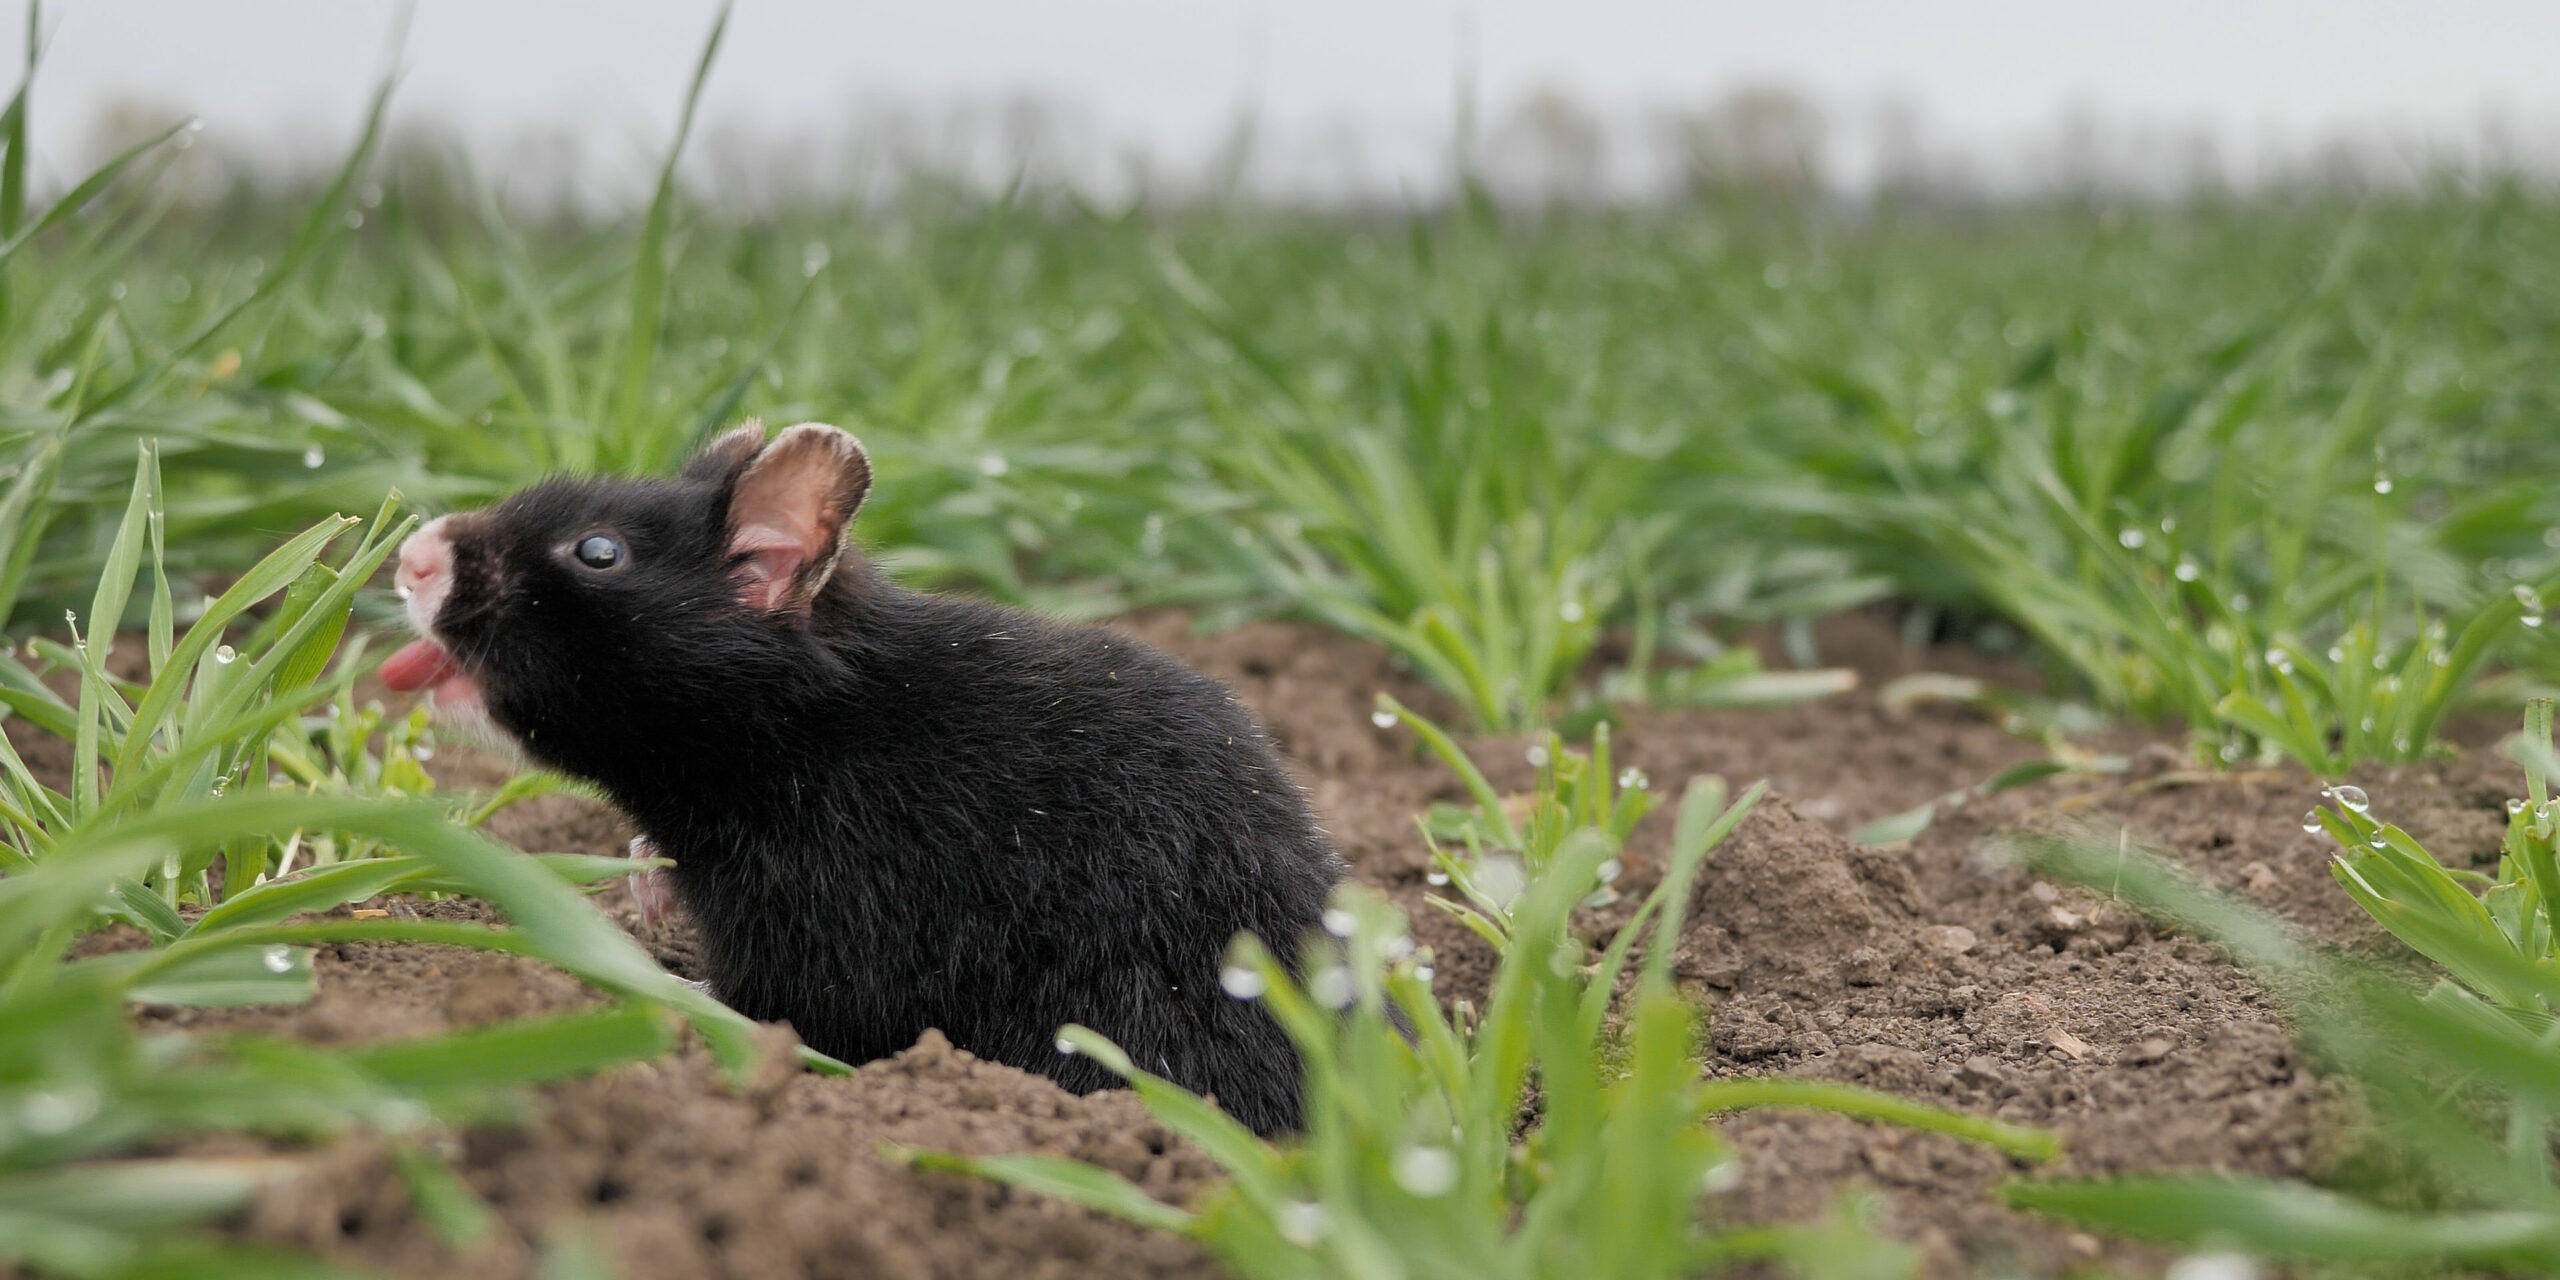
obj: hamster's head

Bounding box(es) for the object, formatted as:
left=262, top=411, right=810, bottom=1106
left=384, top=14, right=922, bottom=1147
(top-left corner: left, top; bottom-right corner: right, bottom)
left=381, top=421, right=871, bottom=775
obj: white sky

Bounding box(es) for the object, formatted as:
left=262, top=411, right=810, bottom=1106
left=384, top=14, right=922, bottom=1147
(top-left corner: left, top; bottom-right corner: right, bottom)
left=13, top=1, right=2559, bottom=198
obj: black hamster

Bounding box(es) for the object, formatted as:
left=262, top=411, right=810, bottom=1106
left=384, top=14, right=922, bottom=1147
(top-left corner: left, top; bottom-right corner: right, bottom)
left=382, top=421, right=1341, bottom=1134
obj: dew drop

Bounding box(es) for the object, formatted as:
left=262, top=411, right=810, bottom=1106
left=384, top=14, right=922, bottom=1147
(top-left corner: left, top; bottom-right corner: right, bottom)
left=1474, top=854, right=1526, bottom=909
left=1596, top=858, right=1623, bottom=884
left=2218, top=743, right=2243, bottom=762
left=2229, top=593, right=2252, bottom=613
left=1391, top=1145, right=1459, bottom=1197
left=2117, top=527, right=2146, bottom=549
left=2327, top=645, right=2346, bottom=663
left=2159, top=515, right=2178, bottom=535
left=215, top=644, right=237, bottom=665
left=2429, top=649, right=2450, bottom=667
left=1559, top=600, right=1586, bottom=623
left=2528, top=614, right=2547, bottom=630
left=2164, top=1252, right=2259, bottom=1280
left=1321, top=908, right=1356, bottom=938
left=1219, top=965, right=1266, bottom=999
left=1617, top=767, right=1647, bottom=791
left=1412, top=964, right=1435, bottom=983
left=1308, top=966, right=1355, bottom=1010
left=302, top=444, right=325, bottom=469
left=2516, top=585, right=2547, bottom=613
left=20, top=1088, right=94, bottom=1135
left=1384, top=934, right=1414, bottom=960
left=1525, top=743, right=1551, bottom=768
left=2372, top=473, right=2393, bottom=495
left=2509, top=798, right=2529, bottom=816
left=1424, top=870, right=1450, bottom=887
left=976, top=451, right=1009, bottom=477
left=1276, top=1201, right=1329, bottom=1247
left=1370, top=710, right=1398, bottom=729
left=261, top=945, right=293, bottom=974
left=2174, top=558, right=2200, bottom=582
left=801, top=241, right=832, bottom=277
left=2264, top=648, right=2292, bottom=674
left=1701, top=1160, right=1743, bottom=1194
left=2326, top=784, right=2371, bottom=813
left=2368, top=834, right=2388, bottom=849
left=2302, top=810, right=2322, bottom=833
left=412, top=744, right=434, bottom=761
left=1054, top=1036, right=1077, bottom=1055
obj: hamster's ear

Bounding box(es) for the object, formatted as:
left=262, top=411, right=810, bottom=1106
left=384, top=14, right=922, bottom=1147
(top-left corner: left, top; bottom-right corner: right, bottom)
left=723, top=422, right=872, bottom=614
left=682, top=420, right=769, bottom=485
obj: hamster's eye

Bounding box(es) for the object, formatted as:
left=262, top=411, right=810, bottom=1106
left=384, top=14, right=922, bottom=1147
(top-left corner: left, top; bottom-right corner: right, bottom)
left=573, top=534, right=625, bottom=570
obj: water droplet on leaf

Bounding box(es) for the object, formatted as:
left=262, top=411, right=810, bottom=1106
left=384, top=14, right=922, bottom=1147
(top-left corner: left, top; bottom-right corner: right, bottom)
left=1321, top=908, right=1356, bottom=937
left=1308, top=966, right=1355, bottom=1009
left=261, top=945, right=293, bottom=974
left=1474, top=854, right=1526, bottom=909
left=215, top=645, right=237, bottom=664
left=1391, top=1145, right=1458, bottom=1197
left=2326, top=784, right=2371, bottom=813
left=1370, top=710, right=1397, bottom=729
left=1276, top=1201, right=1329, bottom=1247
left=1219, top=965, right=1266, bottom=999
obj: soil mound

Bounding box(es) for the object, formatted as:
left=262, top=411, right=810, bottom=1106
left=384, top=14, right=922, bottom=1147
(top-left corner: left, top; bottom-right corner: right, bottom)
left=242, top=1026, right=1220, bottom=1280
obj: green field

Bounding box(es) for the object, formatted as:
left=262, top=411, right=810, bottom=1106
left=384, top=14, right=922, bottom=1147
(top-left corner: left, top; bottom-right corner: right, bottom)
left=7, top=25, right=2560, bottom=1280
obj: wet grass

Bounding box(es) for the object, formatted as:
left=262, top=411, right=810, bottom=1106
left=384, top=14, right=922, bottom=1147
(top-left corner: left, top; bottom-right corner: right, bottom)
left=14, top=138, right=2557, bottom=746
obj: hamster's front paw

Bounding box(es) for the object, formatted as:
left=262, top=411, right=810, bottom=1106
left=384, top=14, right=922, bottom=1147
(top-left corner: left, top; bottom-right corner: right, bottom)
left=627, top=835, right=677, bottom=928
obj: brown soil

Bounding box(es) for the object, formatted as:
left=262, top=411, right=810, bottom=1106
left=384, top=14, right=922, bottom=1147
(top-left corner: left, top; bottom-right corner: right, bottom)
left=53, top=610, right=2525, bottom=1278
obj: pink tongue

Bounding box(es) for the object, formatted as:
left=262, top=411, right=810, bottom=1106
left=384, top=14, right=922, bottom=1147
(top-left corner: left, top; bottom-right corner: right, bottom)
left=379, top=639, right=460, bottom=692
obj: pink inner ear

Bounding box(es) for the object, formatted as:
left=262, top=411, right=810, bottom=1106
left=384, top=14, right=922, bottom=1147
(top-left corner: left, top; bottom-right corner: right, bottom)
left=723, top=422, right=868, bottom=612
left=728, top=524, right=810, bottom=611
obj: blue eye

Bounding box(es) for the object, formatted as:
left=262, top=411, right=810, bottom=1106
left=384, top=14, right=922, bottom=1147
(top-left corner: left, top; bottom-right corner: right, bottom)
left=574, top=535, right=624, bottom=569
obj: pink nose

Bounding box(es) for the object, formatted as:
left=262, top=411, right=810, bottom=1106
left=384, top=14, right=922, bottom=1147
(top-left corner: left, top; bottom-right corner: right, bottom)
left=395, top=517, right=453, bottom=597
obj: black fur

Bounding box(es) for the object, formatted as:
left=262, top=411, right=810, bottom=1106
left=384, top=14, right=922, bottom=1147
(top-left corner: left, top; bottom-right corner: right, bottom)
left=424, top=448, right=1340, bottom=1134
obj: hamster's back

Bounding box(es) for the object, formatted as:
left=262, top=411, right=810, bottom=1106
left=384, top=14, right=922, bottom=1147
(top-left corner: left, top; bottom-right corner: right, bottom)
left=654, top=578, right=1339, bottom=1134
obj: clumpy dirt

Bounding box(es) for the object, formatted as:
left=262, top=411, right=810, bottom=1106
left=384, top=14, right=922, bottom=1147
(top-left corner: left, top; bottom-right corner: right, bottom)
left=75, top=609, right=2528, bottom=1277
left=240, top=1029, right=1218, bottom=1280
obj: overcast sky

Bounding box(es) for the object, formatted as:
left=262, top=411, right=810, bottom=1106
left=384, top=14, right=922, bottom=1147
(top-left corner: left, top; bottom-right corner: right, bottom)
left=13, top=2, right=2557, bottom=198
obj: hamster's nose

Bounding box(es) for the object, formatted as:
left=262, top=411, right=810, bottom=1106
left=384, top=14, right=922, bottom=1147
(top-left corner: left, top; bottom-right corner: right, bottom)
left=395, top=516, right=454, bottom=600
